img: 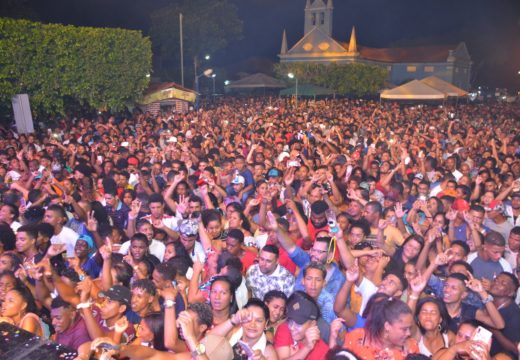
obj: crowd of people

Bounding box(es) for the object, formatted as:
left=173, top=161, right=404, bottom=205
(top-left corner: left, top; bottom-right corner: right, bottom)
left=0, top=97, right=519, bottom=360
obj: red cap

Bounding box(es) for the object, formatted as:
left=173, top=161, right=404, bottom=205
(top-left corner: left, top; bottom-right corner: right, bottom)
left=452, top=198, right=470, bottom=212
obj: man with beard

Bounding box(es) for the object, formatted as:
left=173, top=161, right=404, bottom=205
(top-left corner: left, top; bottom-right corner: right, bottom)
left=306, top=200, right=330, bottom=242
left=269, top=211, right=345, bottom=298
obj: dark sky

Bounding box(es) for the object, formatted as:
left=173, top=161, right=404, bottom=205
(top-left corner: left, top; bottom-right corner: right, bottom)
left=5, top=0, right=520, bottom=89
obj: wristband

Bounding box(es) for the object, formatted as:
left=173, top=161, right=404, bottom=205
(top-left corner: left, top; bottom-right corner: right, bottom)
left=76, top=301, right=92, bottom=309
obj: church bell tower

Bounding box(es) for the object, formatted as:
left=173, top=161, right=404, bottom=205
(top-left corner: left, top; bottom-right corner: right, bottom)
left=304, top=0, right=333, bottom=36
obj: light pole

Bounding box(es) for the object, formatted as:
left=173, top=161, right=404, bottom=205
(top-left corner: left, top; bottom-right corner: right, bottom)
left=211, top=73, right=216, bottom=95
left=194, top=55, right=211, bottom=93
left=288, top=72, right=298, bottom=108
left=195, top=68, right=213, bottom=94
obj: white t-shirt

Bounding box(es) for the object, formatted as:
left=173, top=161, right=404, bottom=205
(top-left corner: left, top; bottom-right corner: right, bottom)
left=50, top=226, right=80, bottom=258
left=119, top=239, right=166, bottom=262
left=11, top=221, right=22, bottom=233
left=355, top=276, right=378, bottom=315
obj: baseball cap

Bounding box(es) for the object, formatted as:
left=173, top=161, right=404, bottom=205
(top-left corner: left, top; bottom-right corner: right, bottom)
left=267, top=168, right=282, bottom=179
left=333, top=155, right=347, bottom=166
left=286, top=291, right=319, bottom=325
left=98, top=285, right=131, bottom=306
left=127, top=157, right=139, bottom=166
left=231, top=175, right=245, bottom=185
left=179, top=219, right=198, bottom=237
left=451, top=198, right=470, bottom=212
left=484, top=200, right=505, bottom=213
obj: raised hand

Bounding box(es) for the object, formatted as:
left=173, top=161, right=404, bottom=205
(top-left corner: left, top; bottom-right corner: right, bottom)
left=176, top=195, right=189, bottom=215
left=303, top=325, right=320, bottom=350
left=378, top=219, right=388, bottom=231
left=465, top=273, right=485, bottom=295
left=409, top=273, right=427, bottom=296
left=114, top=316, right=129, bottom=334
left=394, top=202, right=406, bottom=219
left=446, top=209, right=457, bottom=221
left=266, top=211, right=278, bottom=231
left=86, top=211, right=98, bottom=232
left=46, top=243, right=66, bottom=258
left=345, top=264, right=360, bottom=283
left=230, top=309, right=253, bottom=326
left=128, top=200, right=142, bottom=220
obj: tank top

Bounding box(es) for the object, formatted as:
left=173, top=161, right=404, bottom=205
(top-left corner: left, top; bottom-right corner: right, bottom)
left=418, top=333, right=449, bottom=357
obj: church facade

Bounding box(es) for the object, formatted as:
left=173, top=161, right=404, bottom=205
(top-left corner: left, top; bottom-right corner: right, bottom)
left=279, top=0, right=472, bottom=90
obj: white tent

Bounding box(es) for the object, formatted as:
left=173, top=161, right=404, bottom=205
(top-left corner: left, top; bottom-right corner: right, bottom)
left=380, top=79, right=446, bottom=100
left=420, top=76, right=468, bottom=97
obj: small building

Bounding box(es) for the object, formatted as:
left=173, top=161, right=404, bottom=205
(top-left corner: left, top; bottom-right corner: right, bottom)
left=139, top=82, right=198, bottom=115
left=279, top=0, right=472, bottom=90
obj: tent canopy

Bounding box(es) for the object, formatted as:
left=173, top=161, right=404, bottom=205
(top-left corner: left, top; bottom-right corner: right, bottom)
left=420, top=76, right=468, bottom=97
left=140, top=82, right=197, bottom=105
left=380, top=79, right=445, bottom=100
left=227, top=73, right=286, bottom=89
left=280, top=83, right=335, bottom=96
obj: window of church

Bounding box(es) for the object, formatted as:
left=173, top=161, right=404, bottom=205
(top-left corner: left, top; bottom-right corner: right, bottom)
left=407, top=66, right=417, bottom=72
left=320, top=12, right=325, bottom=25
left=424, top=66, right=434, bottom=72
left=312, top=13, right=316, bottom=25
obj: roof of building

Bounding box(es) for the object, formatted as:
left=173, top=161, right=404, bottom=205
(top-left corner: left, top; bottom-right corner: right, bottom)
left=381, top=79, right=446, bottom=100
left=227, top=73, right=286, bottom=89
left=356, top=44, right=456, bottom=63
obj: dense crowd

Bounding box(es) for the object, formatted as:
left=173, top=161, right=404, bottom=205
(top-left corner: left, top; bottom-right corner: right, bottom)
left=0, top=97, right=519, bottom=360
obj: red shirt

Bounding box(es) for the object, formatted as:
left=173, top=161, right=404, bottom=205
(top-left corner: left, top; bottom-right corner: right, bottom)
left=240, top=249, right=258, bottom=275
left=273, top=322, right=329, bottom=360
left=266, top=240, right=297, bottom=275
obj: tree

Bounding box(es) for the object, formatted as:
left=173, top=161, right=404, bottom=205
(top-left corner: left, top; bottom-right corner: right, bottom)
left=274, top=62, right=388, bottom=97
left=150, top=0, right=243, bottom=84
left=0, top=18, right=152, bottom=116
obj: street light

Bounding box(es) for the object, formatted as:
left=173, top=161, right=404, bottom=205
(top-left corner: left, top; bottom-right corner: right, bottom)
left=288, top=72, right=298, bottom=108
left=205, top=54, right=210, bottom=60
left=224, top=80, right=230, bottom=86
left=195, top=68, right=213, bottom=93
left=211, top=73, right=216, bottom=95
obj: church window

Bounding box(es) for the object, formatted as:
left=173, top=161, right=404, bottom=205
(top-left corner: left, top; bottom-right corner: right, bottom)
left=312, top=13, right=316, bottom=25
left=407, top=66, right=417, bottom=73
left=320, top=12, right=325, bottom=25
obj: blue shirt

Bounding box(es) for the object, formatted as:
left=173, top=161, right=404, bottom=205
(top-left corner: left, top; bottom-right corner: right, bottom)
left=289, top=246, right=345, bottom=297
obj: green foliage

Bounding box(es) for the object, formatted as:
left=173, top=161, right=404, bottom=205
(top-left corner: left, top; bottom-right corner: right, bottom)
left=0, top=18, right=152, bottom=116
left=150, top=0, right=243, bottom=83
left=274, top=62, right=388, bottom=97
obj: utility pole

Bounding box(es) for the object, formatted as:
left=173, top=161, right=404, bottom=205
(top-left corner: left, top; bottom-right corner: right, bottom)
left=179, top=13, right=184, bottom=87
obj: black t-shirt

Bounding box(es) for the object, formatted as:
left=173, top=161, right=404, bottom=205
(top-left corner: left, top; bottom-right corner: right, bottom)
left=448, top=303, right=478, bottom=333
left=491, top=301, right=520, bottom=357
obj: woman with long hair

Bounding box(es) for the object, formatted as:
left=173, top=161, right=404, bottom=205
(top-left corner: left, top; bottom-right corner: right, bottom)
left=133, top=312, right=166, bottom=351
left=414, top=297, right=454, bottom=357
left=343, top=296, right=419, bottom=359
left=209, top=275, right=238, bottom=327
left=0, top=285, right=44, bottom=336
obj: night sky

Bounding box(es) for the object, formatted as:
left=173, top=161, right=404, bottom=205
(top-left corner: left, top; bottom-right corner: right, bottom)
left=5, top=0, right=520, bottom=89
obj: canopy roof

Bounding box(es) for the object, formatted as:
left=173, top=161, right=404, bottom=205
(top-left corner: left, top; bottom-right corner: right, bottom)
left=227, top=73, right=286, bottom=89
left=140, top=82, right=197, bottom=105
left=420, top=76, right=468, bottom=97
left=380, top=80, right=445, bottom=100
left=280, top=83, right=335, bottom=96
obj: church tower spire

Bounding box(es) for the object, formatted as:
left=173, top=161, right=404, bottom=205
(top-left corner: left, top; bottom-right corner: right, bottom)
left=304, top=0, right=333, bottom=37
left=281, top=29, right=288, bottom=54
left=348, top=26, right=358, bottom=54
